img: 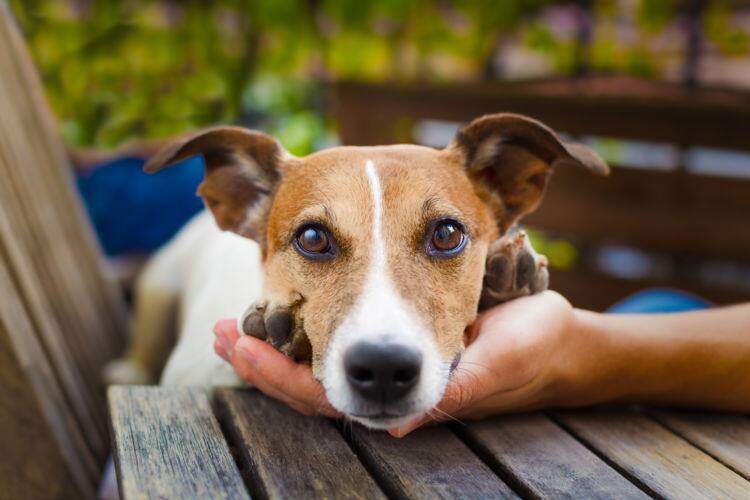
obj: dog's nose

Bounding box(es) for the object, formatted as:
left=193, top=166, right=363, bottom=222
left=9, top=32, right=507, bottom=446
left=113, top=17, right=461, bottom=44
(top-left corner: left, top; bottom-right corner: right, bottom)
left=344, top=342, right=422, bottom=403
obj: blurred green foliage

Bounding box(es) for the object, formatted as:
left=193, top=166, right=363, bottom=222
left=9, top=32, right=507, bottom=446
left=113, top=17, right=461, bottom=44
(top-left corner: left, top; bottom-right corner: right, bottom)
left=10, top=0, right=750, bottom=151
left=10, top=0, right=550, bottom=149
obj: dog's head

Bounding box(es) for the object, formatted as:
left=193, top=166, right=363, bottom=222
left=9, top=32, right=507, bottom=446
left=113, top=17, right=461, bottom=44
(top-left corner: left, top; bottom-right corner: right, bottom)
left=147, top=113, right=607, bottom=428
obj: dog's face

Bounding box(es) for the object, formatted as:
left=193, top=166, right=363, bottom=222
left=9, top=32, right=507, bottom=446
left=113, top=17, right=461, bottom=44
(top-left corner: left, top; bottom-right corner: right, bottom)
left=147, top=114, right=607, bottom=428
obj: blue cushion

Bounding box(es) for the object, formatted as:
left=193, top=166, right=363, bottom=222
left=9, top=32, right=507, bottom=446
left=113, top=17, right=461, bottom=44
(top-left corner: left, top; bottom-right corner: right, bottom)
left=76, top=156, right=204, bottom=256
left=607, top=288, right=711, bottom=314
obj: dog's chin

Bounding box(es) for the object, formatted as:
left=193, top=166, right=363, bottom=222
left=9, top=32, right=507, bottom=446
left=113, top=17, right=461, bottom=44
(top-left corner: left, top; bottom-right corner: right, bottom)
left=348, top=413, right=419, bottom=430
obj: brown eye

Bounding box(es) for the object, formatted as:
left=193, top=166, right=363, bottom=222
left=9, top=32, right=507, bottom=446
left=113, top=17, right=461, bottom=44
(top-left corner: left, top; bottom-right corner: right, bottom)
left=294, top=224, right=336, bottom=260
left=426, top=219, right=467, bottom=257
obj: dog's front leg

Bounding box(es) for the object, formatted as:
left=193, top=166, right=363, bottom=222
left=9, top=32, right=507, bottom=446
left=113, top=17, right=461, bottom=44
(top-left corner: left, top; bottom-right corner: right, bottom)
left=239, top=292, right=312, bottom=362
left=479, top=229, right=549, bottom=311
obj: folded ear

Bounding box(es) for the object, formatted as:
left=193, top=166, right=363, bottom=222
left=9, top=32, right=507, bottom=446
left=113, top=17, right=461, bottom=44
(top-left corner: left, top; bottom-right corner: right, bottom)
left=145, top=126, right=289, bottom=242
left=449, top=113, right=609, bottom=231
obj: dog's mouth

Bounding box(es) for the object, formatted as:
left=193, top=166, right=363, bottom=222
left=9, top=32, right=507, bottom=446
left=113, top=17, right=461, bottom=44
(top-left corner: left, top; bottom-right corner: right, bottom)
left=348, top=411, right=419, bottom=430
left=350, top=411, right=403, bottom=420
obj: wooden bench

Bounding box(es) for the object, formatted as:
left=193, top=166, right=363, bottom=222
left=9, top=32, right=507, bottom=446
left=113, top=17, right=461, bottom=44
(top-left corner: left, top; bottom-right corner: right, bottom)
left=0, top=4, right=128, bottom=498
left=109, top=386, right=750, bottom=499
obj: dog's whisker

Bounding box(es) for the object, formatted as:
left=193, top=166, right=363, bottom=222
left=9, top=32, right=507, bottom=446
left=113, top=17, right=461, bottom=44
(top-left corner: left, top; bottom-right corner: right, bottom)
left=430, top=406, right=464, bottom=425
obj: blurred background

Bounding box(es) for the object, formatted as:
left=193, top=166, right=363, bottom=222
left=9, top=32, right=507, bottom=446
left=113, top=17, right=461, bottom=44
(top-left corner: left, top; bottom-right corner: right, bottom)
left=9, top=0, right=750, bottom=310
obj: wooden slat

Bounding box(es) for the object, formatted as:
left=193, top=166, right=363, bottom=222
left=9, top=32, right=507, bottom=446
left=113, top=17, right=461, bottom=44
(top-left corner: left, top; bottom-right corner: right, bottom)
left=215, top=389, right=385, bottom=500
left=0, top=178, right=109, bottom=464
left=0, top=252, right=93, bottom=499
left=349, top=425, right=518, bottom=499
left=334, top=78, right=750, bottom=151
left=108, top=386, right=249, bottom=500
left=528, top=166, right=750, bottom=263
left=458, top=413, right=646, bottom=498
left=651, top=410, right=750, bottom=480
left=555, top=411, right=750, bottom=498
left=548, top=267, right=749, bottom=312
left=0, top=1, right=130, bottom=476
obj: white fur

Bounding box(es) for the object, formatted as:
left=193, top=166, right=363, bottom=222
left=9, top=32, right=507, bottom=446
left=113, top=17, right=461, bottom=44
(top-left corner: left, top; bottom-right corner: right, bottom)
left=153, top=212, right=263, bottom=386
left=322, top=160, right=448, bottom=429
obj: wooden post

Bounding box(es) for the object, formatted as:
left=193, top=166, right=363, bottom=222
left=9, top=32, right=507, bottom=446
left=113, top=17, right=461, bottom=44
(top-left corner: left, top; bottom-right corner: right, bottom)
left=0, top=2, right=129, bottom=497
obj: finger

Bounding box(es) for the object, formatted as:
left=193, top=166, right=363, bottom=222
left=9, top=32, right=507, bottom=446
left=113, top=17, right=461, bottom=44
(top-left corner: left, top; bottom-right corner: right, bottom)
left=215, top=318, right=331, bottom=417
left=214, top=339, right=229, bottom=362
left=389, top=342, right=500, bottom=438
left=214, top=318, right=242, bottom=358
left=228, top=342, right=313, bottom=410
left=214, top=319, right=315, bottom=410
left=389, top=366, right=481, bottom=437
left=234, top=336, right=340, bottom=418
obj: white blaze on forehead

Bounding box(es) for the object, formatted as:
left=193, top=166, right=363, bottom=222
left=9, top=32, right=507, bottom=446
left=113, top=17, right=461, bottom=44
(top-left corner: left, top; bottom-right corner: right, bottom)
left=365, top=160, right=385, bottom=269
left=321, top=159, right=447, bottom=423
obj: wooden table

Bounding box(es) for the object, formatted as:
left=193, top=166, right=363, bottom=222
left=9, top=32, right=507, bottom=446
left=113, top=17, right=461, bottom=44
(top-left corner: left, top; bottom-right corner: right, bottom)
left=108, top=386, right=750, bottom=499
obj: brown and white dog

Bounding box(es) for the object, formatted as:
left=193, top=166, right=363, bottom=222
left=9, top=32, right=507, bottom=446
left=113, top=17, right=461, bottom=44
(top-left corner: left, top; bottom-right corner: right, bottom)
left=104, top=113, right=608, bottom=429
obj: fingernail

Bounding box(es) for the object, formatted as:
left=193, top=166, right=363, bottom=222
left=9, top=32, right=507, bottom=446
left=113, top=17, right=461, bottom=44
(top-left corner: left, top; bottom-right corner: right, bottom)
left=389, top=417, right=423, bottom=438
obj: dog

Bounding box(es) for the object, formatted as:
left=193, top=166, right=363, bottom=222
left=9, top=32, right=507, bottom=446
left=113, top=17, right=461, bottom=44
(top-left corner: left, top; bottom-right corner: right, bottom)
left=104, top=113, right=608, bottom=429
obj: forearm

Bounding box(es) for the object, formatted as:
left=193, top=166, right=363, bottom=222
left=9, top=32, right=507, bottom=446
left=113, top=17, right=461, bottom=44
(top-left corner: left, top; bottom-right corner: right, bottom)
left=573, top=304, right=750, bottom=412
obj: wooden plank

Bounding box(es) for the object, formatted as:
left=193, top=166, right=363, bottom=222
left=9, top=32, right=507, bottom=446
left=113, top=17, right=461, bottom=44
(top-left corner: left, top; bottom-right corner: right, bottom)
left=0, top=0, right=130, bottom=470
left=0, top=0, right=127, bottom=374
left=0, top=251, right=95, bottom=499
left=349, top=424, right=518, bottom=499
left=108, top=386, right=249, bottom=500
left=333, top=78, right=750, bottom=151
left=651, top=410, right=750, bottom=480
left=548, top=267, right=749, bottom=312
left=529, top=166, right=750, bottom=263
left=0, top=178, right=110, bottom=465
left=555, top=411, right=750, bottom=499
left=215, top=388, right=385, bottom=500
left=458, top=413, right=646, bottom=498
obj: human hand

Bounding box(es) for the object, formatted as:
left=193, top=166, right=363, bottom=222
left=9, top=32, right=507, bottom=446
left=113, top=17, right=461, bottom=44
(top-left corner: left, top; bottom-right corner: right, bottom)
left=389, top=290, right=605, bottom=437
left=214, top=290, right=605, bottom=434
left=213, top=318, right=340, bottom=418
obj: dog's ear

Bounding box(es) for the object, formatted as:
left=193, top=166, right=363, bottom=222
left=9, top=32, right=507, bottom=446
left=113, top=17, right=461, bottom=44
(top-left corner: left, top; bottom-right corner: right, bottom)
left=449, top=113, right=609, bottom=230
left=145, top=126, right=289, bottom=242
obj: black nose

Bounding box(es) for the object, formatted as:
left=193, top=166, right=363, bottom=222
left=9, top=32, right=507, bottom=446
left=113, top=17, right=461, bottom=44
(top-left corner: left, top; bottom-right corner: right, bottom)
left=344, top=342, right=422, bottom=403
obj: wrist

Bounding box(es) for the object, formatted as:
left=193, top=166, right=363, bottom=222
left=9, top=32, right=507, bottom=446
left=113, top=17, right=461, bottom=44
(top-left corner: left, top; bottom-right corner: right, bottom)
left=562, top=308, right=652, bottom=406
left=570, top=309, right=679, bottom=406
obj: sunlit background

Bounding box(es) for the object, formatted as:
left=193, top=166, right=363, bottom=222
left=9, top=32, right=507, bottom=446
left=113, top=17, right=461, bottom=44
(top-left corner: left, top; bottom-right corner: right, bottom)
left=10, top=0, right=750, bottom=309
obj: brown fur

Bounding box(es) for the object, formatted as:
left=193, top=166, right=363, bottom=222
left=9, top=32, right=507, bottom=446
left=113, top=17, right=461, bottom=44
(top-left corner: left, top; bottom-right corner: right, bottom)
left=147, top=113, right=608, bottom=375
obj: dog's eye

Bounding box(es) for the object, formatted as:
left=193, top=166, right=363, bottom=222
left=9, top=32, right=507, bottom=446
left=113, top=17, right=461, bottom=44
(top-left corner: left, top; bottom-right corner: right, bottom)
left=426, top=219, right=467, bottom=258
left=293, top=224, right=335, bottom=260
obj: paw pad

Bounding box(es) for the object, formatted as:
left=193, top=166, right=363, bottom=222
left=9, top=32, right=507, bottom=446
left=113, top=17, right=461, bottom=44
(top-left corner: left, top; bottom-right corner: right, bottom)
left=479, top=230, right=549, bottom=310
left=239, top=294, right=312, bottom=361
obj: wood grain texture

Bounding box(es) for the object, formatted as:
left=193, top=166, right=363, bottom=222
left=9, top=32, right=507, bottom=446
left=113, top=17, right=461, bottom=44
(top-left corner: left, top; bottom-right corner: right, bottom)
left=0, top=254, right=91, bottom=499
left=652, top=410, right=750, bottom=480
left=108, top=386, right=249, bottom=500
left=349, top=424, right=518, bottom=499
left=555, top=411, right=750, bottom=499
left=459, top=413, right=647, bottom=499
left=215, top=388, right=384, bottom=500
left=0, top=1, right=129, bottom=481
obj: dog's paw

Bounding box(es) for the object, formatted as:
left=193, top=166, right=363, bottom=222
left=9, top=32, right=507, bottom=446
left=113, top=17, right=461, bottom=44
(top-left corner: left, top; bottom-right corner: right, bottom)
left=239, top=293, right=312, bottom=361
left=103, top=358, right=152, bottom=385
left=479, top=230, right=549, bottom=310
